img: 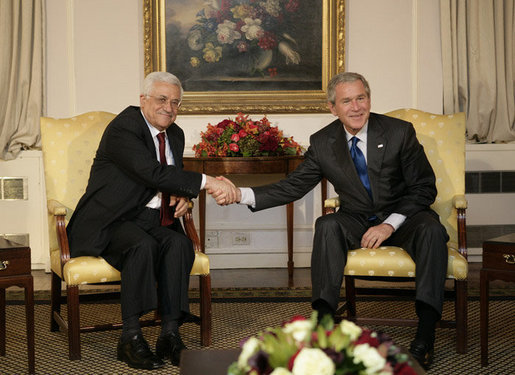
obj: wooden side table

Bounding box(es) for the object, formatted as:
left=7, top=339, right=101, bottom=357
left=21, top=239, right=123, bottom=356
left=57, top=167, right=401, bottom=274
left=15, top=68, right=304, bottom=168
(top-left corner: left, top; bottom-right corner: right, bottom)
left=480, top=233, right=515, bottom=367
left=184, top=156, right=327, bottom=287
left=0, top=238, right=35, bottom=374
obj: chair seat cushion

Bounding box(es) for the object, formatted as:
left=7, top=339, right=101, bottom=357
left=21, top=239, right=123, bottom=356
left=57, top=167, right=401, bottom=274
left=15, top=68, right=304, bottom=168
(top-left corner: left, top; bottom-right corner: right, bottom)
left=344, top=245, right=468, bottom=280
left=51, top=248, right=210, bottom=285
left=62, top=256, right=121, bottom=285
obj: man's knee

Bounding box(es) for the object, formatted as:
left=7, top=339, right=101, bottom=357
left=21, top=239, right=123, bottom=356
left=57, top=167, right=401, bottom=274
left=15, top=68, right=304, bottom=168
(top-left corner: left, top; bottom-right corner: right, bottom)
left=315, top=214, right=341, bottom=234
left=163, top=233, right=194, bottom=260
left=418, top=220, right=447, bottom=244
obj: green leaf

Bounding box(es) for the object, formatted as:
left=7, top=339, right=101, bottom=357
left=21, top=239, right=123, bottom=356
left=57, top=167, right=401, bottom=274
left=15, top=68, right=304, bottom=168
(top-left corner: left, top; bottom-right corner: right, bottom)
left=226, top=362, right=244, bottom=375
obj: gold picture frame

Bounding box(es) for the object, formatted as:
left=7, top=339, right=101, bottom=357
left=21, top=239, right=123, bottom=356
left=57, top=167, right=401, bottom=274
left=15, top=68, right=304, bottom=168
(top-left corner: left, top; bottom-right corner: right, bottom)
left=143, top=0, right=344, bottom=114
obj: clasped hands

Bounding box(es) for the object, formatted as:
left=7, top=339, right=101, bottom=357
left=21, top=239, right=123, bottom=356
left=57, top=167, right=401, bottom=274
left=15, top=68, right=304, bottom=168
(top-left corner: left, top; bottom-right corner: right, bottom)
left=168, top=176, right=239, bottom=218
left=205, top=175, right=240, bottom=206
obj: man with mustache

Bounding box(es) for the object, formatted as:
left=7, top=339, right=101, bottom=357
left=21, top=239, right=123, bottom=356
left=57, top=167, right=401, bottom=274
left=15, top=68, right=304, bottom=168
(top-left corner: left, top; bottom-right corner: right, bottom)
left=67, top=71, right=238, bottom=370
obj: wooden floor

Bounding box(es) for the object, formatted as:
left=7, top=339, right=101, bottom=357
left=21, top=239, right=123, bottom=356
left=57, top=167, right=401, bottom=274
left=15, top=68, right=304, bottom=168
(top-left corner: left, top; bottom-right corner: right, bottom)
left=26, top=262, right=513, bottom=292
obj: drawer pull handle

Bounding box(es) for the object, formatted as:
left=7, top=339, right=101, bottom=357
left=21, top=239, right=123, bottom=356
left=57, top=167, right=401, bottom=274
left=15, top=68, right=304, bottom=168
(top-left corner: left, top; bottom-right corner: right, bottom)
left=0, top=260, right=9, bottom=270
left=504, top=254, right=515, bottom=264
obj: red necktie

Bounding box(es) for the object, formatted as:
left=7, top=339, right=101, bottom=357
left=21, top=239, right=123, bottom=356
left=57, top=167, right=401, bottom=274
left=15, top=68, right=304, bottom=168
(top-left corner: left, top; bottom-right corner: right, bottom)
left=157, top=132, right=174, bottom=226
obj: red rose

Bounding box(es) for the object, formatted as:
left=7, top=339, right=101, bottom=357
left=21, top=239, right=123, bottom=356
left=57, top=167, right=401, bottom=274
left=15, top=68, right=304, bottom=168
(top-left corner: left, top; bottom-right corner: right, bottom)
left=287, top=349, right=302, bottom=371
left=354, top=329, right=380, bottom=347
left=288, top=315, right=306, bottom=323
left=231, top=133, right=240, bottom=142
left=394, top=362, right=418, bottom=375
left=229, top=143, right=239, bottom=152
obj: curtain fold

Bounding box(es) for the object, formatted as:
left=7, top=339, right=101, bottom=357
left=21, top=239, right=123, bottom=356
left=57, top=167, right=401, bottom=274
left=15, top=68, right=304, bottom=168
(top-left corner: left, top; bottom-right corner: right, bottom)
left=0, top=0, right=43, bottom=161
left=441, top=0, right=515, bottom=143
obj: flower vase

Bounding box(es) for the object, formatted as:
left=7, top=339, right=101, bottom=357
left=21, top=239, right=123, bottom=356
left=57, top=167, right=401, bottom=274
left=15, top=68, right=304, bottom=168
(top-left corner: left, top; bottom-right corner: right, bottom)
left=253, top=49, right=273, bottom=72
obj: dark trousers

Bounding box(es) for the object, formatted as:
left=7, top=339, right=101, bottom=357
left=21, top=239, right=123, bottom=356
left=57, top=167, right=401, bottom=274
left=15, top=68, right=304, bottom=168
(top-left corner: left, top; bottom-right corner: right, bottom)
left=102, top=208, right=195, bottom=320
left=311, top=209, right=449, bottom=315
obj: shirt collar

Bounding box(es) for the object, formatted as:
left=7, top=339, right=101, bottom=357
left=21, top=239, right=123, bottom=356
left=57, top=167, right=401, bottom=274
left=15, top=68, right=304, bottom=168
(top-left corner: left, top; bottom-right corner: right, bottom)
left=344, top=121, right=369, bottom=144
left=140, top=109, right=165, bottom=138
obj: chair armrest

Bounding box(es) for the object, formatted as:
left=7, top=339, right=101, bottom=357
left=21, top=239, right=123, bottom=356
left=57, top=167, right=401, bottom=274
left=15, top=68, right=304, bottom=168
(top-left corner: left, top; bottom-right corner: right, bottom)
left=47, top=199, right=68, bottom=216
left=47, top=199, right=71, bottom=272
left=453, top=195, right=468, bottom=209
left=324, top=197, right=340, bottom=208
left=453, top=195, right=468, bottom=259
left=323, top=197, right=340, bottom=215
left=182, top=201, right=203, bottom=253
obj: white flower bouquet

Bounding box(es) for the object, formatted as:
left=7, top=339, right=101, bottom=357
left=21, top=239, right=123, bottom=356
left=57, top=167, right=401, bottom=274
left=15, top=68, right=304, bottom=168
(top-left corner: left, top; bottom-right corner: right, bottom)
left=227, top=313, right=417, bottom=375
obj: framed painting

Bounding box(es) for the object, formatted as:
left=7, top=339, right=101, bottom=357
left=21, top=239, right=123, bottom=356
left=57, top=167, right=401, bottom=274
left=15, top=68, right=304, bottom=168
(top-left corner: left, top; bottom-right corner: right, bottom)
left=143, top=0, right=345, bottom=114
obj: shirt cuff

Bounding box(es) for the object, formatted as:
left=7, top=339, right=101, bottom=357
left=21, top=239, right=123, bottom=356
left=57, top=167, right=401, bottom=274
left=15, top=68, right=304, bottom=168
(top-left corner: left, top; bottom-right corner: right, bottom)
left=239, top=187, right=256, bottom=208
left=200, top=174, right=206, bottom=190
left=383, top=213, right=406, bottom=231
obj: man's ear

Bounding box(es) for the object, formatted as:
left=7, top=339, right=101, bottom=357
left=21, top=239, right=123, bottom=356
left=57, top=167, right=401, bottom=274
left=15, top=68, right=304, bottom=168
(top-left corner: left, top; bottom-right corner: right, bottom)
left=327, top=102, right=337, bottom=116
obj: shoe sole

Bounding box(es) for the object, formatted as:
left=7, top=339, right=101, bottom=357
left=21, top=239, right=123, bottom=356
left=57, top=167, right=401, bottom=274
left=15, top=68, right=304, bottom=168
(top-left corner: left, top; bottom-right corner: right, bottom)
left=117, top=351, right=165, bottom=370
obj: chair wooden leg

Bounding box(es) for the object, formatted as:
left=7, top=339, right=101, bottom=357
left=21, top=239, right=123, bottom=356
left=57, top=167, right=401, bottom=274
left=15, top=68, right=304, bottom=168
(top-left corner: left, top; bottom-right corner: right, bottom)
left=50, top=272, right=61, bottom=332
left=66, top=285, right=81, bottom=360
left=345, top=276, right=357, bottom=320
left=455, top=279, right=468, bottom=354
left=199, top=274, right=212, bottom=346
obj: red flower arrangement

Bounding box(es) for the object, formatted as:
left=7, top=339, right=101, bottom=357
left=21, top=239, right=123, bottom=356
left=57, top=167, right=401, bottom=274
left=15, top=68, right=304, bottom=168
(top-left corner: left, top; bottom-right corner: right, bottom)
left=193, top=113, right=304, bottom=157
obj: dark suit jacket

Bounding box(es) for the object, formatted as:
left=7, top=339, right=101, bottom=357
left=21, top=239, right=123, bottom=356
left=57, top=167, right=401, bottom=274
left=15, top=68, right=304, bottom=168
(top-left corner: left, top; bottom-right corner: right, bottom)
left=252, top=112, right=437, bottom=221
left=67, top=106, right=203, bottom=258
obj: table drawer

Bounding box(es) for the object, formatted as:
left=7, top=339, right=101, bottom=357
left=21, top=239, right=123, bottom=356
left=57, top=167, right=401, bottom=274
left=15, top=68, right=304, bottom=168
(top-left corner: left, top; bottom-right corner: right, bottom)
left=482, top=246, right=515, bottom=270
left=0, top=247, right=31, bottom=276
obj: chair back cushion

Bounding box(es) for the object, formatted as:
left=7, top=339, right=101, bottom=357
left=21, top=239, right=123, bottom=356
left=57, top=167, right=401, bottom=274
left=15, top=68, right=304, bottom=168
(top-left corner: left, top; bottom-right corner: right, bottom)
left=384, top=109, right=466, bottom=245
left=40, top=112, right=116, bottom=212
left=40, top=112, right=116, bottom=270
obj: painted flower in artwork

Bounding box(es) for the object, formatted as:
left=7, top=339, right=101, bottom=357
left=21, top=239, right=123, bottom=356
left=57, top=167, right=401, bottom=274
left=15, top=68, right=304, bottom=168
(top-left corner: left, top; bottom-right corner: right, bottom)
left=186, top=0, right=302, bottom=76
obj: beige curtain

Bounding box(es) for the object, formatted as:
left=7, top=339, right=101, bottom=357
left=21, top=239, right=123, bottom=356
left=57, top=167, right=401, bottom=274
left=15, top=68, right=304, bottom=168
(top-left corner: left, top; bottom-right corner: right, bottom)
left=441, top=0, right=515, bottom=143
left=0, top=0, right=44, bottom=160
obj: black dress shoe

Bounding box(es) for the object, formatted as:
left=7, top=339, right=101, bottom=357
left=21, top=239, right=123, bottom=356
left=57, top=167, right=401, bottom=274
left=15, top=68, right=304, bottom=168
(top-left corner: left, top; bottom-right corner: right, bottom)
left=155, top=332, right=187, bottom=366
left=117, top=334, right=165, bottom=370
left=409, top=338, right=434, bottom=370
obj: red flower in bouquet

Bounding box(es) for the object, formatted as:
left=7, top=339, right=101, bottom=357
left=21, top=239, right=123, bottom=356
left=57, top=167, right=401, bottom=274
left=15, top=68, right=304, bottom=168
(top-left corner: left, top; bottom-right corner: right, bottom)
left=193, top=113, right=304, bottom=157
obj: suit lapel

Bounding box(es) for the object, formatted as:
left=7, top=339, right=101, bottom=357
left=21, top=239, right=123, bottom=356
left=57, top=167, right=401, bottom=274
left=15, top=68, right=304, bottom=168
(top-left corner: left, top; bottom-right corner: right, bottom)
left=138, top=112, right=158, bottom=156
left=166, top=125, right=182, bottom=168
left=366, top=114, right=387, bottom=199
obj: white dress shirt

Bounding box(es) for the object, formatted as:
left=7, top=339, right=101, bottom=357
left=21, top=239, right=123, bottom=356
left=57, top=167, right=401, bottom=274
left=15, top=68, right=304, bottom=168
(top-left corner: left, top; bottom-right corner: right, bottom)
left=141, top=111, right=206, bottom=209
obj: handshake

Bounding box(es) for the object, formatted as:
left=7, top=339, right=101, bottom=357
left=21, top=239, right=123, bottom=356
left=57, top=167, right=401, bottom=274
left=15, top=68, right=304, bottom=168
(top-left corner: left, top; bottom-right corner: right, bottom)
left=205, top=175, right=241, bottom=206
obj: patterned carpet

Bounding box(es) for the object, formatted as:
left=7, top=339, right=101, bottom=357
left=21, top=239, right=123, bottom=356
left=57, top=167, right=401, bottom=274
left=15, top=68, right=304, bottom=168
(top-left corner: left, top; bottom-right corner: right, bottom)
left=2, top=298, right=514, bottom=374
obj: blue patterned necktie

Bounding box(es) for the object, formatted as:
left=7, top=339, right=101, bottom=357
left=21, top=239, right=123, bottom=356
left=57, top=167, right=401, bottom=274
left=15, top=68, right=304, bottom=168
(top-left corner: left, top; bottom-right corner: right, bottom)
left=350, top=136, right=372, bottom=199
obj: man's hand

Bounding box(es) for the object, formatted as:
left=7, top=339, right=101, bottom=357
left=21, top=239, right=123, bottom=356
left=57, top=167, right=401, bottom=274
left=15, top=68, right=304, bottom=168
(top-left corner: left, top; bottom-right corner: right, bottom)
left=205, top=175, right=240, bottom=205
left=170, top=196, right=189, bottom=218
left=361, top=223, right=394, bottom=249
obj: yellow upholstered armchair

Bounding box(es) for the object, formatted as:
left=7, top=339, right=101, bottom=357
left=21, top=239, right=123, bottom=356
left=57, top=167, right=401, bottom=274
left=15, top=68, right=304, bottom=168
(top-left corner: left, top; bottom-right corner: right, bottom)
left=324, top=109, right=468, bottom=353
left=40, top=112, right=211, bottom=360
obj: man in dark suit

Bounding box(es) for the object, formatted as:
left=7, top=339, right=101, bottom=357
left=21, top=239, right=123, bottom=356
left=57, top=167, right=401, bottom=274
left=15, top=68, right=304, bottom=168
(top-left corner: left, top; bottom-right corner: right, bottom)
left=220, top=72, right=448, bottom=369
left=67, top=72, right=237, bottom=370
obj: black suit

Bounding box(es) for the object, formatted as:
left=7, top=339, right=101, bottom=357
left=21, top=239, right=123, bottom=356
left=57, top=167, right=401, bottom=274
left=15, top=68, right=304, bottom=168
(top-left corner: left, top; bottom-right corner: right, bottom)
left=67, top=106, right=203, bottom=320
left=252, top=113, right=449, bottom=315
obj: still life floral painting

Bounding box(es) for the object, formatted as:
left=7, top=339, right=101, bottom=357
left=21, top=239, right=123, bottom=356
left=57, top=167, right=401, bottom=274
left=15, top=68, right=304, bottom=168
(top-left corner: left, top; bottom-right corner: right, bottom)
left=164, top=0, right=323, bottom=92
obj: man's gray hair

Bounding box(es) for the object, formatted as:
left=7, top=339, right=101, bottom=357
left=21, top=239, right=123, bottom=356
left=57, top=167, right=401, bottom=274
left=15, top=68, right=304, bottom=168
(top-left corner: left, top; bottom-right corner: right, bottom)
left=327, top=72, right=371, bottom=104
left=142, top=71, right=184, bottom=99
